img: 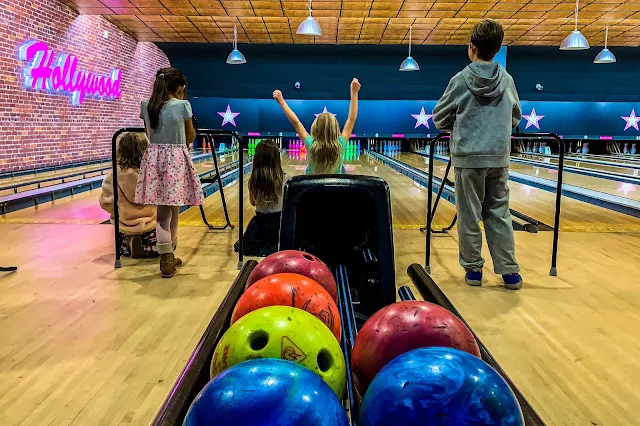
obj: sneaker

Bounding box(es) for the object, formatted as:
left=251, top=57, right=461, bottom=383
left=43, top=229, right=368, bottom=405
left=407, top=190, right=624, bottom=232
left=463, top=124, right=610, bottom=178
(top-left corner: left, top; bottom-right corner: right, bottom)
left=502, top=273, right=522, bottom=290
left=465, top=270, right=483, bottom=286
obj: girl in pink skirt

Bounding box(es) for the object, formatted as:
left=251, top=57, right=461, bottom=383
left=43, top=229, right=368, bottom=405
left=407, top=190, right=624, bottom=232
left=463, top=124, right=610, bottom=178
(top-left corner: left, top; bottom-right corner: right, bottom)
left=135, top=67, right=204, bottom=278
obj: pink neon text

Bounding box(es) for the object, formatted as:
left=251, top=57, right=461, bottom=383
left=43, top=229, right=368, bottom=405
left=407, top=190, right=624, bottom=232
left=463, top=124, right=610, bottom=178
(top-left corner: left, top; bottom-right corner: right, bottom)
left=18, top=40, right=122, bottom=106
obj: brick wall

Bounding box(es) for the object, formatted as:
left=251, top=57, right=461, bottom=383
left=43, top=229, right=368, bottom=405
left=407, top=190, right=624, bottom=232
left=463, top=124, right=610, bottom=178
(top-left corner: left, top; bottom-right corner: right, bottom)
left=0, top=0, right=170, bottom=173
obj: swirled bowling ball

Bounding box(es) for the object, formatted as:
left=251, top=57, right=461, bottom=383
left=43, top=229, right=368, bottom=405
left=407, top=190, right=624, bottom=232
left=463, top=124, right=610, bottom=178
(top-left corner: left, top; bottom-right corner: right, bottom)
left=352, top=301, right=480, bottom=394
left=246, top=250, right=338, bottom=302
left=210, top=306, right=346, bottom=399
left=360, top=347, right=524, bottom=426
left=232, top=273, right=342, bottom=340
left=185, top=359, right=349, bottom=426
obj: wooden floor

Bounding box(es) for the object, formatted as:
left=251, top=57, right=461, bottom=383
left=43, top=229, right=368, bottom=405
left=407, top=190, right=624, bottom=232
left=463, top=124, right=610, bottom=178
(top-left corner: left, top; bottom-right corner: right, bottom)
left=395, top=229, right=640, bottom=426
left=2, top=151, right=640, bottom=426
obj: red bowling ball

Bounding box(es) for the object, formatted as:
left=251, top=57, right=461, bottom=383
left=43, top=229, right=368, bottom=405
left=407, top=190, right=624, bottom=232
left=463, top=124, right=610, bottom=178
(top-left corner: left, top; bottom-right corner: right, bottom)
left=246, top=250, right=338, bottom=302
left=351, top=300, right=481, bottom=395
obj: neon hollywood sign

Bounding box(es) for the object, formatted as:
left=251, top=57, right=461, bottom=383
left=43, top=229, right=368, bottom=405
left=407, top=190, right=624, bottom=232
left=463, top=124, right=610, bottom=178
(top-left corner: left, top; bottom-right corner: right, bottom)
left=18, top=40, right=123, bottom=106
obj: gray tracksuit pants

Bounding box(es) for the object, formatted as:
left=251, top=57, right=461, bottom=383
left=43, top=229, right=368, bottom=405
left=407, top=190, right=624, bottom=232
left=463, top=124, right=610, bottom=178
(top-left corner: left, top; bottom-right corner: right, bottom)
left=454, top=167, right=520, bottom=275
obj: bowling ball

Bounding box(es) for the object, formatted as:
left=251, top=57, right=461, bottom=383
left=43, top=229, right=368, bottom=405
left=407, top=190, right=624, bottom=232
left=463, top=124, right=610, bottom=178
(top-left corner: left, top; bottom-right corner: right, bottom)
left=351, top=301, right=480, bottom=394
left=185, top=359, right=349, bottom=426
left=246, top=250, right=338, bottom=301
left=360, top=347, right=524, bottom=426
left=210, top=305, right=346, bottom=399
left=232, top=273, right=342, bottom=340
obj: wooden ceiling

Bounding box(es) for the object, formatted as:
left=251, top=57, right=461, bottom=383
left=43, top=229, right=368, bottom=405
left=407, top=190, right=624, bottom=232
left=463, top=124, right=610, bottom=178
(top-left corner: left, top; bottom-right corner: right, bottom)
left=61, top=0, right=640, bottom=45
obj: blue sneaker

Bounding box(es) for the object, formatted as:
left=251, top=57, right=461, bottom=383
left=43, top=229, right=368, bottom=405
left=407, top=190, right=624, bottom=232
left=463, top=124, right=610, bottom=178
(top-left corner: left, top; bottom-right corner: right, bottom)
left=465, top=270, right=483, bottom=286
left=502, top=273, right=522, bottom=290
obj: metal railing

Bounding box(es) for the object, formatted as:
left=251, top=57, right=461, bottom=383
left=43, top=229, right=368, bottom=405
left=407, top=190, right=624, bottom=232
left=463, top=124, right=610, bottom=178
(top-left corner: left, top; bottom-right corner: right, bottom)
left=425, top=133, right=565, bottom=276
left=111, top=128, right=244, bottom=269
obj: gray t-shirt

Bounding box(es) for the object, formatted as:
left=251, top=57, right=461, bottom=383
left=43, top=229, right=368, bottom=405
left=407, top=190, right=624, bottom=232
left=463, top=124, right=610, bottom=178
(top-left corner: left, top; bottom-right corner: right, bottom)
left=255, top=174, right=288, bottom=214
left=140, top=99, right=192, bottom=145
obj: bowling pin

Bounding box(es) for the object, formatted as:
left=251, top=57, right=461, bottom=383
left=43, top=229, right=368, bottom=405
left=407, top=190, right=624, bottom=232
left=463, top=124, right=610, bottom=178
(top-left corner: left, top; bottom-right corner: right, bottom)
left=631, top=143, right=637, bottom=155
left=624, top=143, right=629, bottom=154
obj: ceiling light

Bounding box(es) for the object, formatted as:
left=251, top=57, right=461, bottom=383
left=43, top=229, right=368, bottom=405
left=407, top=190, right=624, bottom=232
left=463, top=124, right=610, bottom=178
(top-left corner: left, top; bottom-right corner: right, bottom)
left=560, top=0, right=590, bottom=50
left=297, top=0, right=322, bottom=36
left=226, top=26, right=246, bottom=65
left=594, top=27, right=616, bottom=64
left=400, top=26, right=420, bottom=71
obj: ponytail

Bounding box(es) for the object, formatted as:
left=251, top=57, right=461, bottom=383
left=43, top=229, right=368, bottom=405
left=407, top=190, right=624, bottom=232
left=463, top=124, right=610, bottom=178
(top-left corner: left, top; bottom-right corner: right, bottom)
left=147, top=67, right=188, bottom=130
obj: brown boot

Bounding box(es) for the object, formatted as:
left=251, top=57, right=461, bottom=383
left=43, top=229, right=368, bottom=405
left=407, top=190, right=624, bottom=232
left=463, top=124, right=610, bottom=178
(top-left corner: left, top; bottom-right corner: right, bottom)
left=160, top=253, right=176, bottom=278
left=174, top=257, right=183, bottom=267
left=130, top=236, right=145, bottom=259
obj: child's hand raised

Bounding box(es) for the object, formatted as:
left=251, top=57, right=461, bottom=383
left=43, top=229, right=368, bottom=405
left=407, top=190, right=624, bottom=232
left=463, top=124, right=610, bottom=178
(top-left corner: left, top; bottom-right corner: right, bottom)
left=273, top=90, right=284, bottom=104
left=350, top=78, right=361, bottom=95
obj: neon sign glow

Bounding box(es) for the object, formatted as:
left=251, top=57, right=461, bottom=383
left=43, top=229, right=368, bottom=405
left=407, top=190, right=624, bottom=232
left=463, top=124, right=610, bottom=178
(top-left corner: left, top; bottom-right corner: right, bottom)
left=18, top=40, right=122, bottom=106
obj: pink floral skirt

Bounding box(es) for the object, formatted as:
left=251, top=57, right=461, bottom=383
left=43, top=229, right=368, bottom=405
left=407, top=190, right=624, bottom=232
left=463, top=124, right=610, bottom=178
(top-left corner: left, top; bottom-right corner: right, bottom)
left=135, top=144, right=204, bottom=206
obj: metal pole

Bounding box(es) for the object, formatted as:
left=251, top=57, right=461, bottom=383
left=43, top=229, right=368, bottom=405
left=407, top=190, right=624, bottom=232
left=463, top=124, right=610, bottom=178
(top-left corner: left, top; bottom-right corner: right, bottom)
left=112, top=130, right=122, bottom=268
left=550, top=134, right=564, bottom=276
left=425, top=136, right=438, bottom=273
left=237, top=135, right=244, bottom=270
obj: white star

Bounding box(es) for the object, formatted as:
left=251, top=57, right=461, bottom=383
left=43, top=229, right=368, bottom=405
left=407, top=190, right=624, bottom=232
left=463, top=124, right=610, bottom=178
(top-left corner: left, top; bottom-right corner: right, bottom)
left=218, top=104, right=240, bottom=127
left=411, top=107, right=433, bottom=129
left=523, top=108, right=544, bottom=130
left=314, top=106, right=336, bottom=118
left=622, top=109, right=640, bottom=131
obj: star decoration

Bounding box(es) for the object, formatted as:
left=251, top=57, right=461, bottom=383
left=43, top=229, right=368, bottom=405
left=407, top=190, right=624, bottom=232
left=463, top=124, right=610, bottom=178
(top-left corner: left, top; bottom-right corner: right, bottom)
left=622, top=109, right=640, bottom=131
left=314, top=106, right=336, bottom=118
left=218, top=104, right=240, bottom=127
left=411, top=107, right=433, bottom=129
left=523, top=108, right=544, bottom=130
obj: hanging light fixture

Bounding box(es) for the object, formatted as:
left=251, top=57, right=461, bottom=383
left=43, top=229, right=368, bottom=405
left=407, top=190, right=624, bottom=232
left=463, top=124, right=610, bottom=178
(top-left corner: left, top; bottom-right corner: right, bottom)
left=226, top=26, right=247, bottom=65
left=594, top=27, right=616, bottom=64
left=560, top=0, right=589, bottom=50
left=399, top=26, right=420, bottom=71
left=297, top=0, right=322, bottom=36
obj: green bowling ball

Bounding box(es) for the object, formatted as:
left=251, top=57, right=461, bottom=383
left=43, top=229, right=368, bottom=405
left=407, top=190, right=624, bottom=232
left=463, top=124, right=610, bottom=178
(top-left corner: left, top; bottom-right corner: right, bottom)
left=210, top=305, right=346, bottom=399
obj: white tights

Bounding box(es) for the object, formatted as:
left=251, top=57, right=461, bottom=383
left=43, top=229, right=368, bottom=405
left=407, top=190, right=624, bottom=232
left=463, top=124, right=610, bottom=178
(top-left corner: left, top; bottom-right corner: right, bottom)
left=156, top=205, right=179, bottom=254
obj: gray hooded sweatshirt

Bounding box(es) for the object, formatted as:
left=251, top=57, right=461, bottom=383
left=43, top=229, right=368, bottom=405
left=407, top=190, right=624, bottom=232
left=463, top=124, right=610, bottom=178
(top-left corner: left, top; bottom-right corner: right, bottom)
left=433, top=62, right=521, bottom=169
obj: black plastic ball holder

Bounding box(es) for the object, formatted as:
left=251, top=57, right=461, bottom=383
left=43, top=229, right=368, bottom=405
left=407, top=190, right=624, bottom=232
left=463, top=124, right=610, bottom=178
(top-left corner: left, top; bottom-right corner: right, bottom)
left=150, top=176, right=545, bottom=426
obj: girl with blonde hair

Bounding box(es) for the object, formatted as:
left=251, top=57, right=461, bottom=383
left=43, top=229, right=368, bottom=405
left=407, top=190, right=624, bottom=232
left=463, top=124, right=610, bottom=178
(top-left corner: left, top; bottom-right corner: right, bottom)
left=100, top=132, right=158, bottom=259
left=274, top=78, right=360, bottom=174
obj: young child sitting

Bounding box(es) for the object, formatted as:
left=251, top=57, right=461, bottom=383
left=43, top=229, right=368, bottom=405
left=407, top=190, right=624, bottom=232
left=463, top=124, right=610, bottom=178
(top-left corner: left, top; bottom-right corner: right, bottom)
left=234, top=139, right=287, bottom=256
left=273, top=78, right=360, bottom=174
left=433, top=19, right=522, bottom=290
left=100, top=132, right=158, bottom=258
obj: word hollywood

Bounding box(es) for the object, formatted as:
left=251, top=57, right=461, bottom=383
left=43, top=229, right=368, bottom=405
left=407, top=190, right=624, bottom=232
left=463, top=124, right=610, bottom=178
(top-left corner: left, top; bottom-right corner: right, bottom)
left=18, top=40, right=123, bottom=106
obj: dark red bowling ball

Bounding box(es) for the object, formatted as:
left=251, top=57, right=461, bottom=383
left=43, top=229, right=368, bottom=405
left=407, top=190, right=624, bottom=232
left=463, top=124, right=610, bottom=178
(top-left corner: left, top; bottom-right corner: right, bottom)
left=351, top=300, right=480, bottom=395
left=246, top=250, right=338, bottom=302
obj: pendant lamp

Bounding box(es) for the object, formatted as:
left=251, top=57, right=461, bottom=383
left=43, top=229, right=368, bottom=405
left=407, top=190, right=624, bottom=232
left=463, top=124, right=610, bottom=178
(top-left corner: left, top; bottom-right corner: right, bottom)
left=297, top=0, right=322, bottom=36
left=560, top=0, right=589, bottom=50
left=399, top=26, right=420, bottom=71
left=593, top=27, right=616, bottom=64
left=226, top=26, right=247, bottom=65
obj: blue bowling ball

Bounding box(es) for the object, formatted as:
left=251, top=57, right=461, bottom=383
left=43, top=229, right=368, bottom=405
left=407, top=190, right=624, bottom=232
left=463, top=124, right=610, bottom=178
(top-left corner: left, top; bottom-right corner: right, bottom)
left=184, top=358, right=349, bottom=426
left=360, top=347, right=524, bottom=426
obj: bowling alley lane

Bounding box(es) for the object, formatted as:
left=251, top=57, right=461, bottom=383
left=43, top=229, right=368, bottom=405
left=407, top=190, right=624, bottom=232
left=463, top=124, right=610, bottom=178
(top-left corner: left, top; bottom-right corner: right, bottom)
left=513, top=153, right=640, bottom=176
left=0, top=160, right=110, bottom=188
left=0, top=154, right=219, bottom=225
left=433, top=152, right=640, bottom=201
left=395, top=152, right=640, bottom=232
left=180, top=152, right=457, bottom=229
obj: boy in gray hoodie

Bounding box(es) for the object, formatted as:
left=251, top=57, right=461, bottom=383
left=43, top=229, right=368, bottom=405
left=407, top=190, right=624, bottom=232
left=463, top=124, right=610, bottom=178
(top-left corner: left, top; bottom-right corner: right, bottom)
left=433, top=19, right=522, bottom=290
